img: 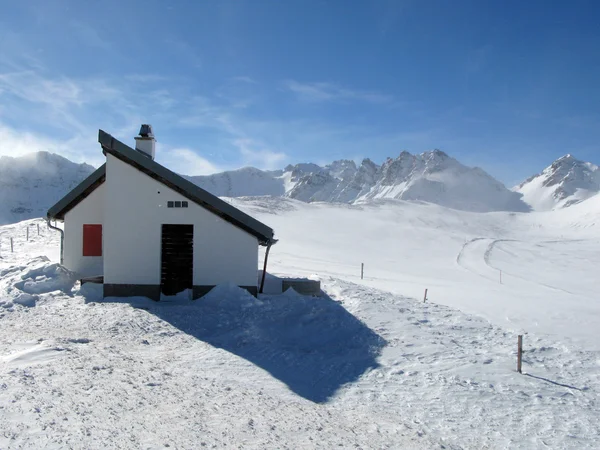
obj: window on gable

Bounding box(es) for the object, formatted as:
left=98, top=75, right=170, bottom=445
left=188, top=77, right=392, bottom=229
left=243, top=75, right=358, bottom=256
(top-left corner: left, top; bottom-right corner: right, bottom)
left=167, top=200, right=188, bottom=208
left=83, top=224, right=102, bottom=256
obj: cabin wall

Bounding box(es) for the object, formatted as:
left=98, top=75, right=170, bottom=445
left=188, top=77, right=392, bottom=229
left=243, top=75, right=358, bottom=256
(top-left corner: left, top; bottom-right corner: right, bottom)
left=63, top=184, right=105, bottom=278
left=102, top=154, right=259, bottom=296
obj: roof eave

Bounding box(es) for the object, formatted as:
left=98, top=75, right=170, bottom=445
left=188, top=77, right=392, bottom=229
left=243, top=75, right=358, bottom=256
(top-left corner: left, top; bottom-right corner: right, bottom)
left=46, top=164, right=106, bottom=221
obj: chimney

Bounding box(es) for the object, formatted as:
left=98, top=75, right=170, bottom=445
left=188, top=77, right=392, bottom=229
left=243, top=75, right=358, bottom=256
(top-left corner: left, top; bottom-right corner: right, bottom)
left=134, top=124, right=156, bottom=159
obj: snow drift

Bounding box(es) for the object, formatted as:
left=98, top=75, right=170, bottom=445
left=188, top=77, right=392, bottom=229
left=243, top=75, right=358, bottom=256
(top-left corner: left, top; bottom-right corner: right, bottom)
left=0, top=256, right=77, bottom=308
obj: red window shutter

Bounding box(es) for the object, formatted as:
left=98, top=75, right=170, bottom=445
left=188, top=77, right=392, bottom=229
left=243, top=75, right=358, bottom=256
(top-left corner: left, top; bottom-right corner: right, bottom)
left=83, top=224, right=102, bottom=256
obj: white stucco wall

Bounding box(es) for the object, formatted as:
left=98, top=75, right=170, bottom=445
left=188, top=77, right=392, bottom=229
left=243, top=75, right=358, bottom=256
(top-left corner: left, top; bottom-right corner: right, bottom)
left=103, top=154, right=259, bottom=287
left=63, top=184, right=105, bottom=277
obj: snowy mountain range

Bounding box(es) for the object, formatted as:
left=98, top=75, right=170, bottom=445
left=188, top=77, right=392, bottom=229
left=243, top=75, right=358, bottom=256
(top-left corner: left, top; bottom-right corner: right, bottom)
left=2, top=149, right=599, bottom=224
left=515, top=154, right=600, bottom=211
left=188, top=150, right=529, bottom=213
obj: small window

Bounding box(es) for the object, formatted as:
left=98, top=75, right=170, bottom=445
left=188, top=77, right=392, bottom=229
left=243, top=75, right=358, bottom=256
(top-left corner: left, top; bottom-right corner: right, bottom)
left=182, top=201, right=188, bottom=208
left=83, top=224, right=102, bottom=256
left=167, top=201, right=174, bottom=208
left=174, top=201, right=182, bottom=208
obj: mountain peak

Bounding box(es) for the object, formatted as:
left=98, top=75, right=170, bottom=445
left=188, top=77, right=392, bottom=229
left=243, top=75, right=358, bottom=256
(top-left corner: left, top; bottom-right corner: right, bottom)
left=0, top=151, right=96, bottom=224
left=551, top=153, right=579, bottom=168
left=516, top=154, right=600, bottom=211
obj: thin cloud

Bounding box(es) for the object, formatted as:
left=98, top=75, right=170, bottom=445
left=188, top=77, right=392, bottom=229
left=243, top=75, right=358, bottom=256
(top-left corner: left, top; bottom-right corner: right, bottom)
left=0, top=121, right=104, bottom=166
left=158, top=147, right=221, bottom=176
left=69, top=21, right=112, bottom=51
left=230, top=76, right=256, bottom=84
left=283, top=80, right=393, bottom=104
left=234, top=138, right=286, bottom=169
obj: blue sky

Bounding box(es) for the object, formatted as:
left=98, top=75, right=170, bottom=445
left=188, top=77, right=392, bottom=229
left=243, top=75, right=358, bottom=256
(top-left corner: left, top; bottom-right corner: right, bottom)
left=0, top=0, right=599, bottom=185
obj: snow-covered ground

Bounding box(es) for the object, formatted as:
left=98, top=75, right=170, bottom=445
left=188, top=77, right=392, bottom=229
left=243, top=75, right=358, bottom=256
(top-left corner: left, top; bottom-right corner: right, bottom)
left=240, top=197, right=600, bottom=351
left=0, top=201, right=599, bottom=448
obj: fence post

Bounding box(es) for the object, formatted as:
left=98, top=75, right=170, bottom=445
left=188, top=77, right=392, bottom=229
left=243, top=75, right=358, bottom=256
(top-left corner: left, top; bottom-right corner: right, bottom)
left=361, top=263, right=364, bottom=280
left=423, top=288, right=428, bottom=303
left=10, top=238, right=13, bottom=253
left=37, top=223, right=40, bottom=236
left=517, top=335, right=523, bottom=373
left=26, top=227, right=29, bottom=241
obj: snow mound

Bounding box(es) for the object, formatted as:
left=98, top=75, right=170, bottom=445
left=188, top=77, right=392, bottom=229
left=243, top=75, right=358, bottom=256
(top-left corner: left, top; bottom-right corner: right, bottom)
left=0, top=256, right=77, bottom=308
left=200, top=282, right=257, bottom=306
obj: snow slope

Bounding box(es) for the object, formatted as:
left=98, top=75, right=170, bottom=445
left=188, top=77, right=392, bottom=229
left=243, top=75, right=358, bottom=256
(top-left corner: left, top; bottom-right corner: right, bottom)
left=0, top=152, right=95, bottom=225
left=0, top=202, right=599, bottom=448
left=0, top=215, right=599, bottom=448
left=516, top=154, right=600, bottom=211
left=239, top=196, right=600, bottom=351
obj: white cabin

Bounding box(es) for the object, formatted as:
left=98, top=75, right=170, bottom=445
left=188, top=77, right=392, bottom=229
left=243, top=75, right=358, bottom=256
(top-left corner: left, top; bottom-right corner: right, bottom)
left=48, top=126, right=276, bottom=300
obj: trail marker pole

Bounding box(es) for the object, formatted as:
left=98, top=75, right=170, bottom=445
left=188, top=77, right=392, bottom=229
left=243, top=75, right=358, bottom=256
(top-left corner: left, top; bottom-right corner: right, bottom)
left=37, top=224, right=40, bottom=236
left=517, top=335, right=523, bottom=373
left=423, top=288, right=428, bottom=303
left=26, top=227, right=29, bottom=241
left=10, top=238, right=13, bottom=253
left=361, top=263, right=364, bottom=280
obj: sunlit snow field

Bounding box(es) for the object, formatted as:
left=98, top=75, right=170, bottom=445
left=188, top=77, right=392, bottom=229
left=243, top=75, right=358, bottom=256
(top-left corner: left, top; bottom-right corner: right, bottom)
left=0, top=198, right=599, bottom=448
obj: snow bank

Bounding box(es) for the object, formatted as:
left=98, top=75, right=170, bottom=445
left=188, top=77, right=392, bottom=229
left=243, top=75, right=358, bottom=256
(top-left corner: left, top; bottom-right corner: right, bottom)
left=0, top=256, right=77, bottom=308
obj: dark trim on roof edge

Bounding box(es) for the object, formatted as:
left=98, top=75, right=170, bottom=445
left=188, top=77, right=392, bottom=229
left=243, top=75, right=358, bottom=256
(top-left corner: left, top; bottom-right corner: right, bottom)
left=47, top=164, right=106, bottom=221
left=98, top=130, right=275, bottom=245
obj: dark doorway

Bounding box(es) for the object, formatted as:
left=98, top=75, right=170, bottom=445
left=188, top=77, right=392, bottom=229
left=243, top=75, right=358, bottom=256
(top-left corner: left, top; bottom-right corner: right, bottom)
left=161, top=224, right=194, bottom=295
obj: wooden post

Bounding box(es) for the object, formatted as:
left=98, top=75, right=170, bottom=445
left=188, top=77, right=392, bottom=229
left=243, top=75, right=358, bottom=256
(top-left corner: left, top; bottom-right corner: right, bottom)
left=423, top=288, right=428, bottom=303
left=361, top=263, right=364, bottom=280
left=517, top=335, right=523, bottom=373
left=10, top=238, right=13, bottom=253
left=26, top=227, right=29, bottom=241
left=37, top=223, right=40, bottom=235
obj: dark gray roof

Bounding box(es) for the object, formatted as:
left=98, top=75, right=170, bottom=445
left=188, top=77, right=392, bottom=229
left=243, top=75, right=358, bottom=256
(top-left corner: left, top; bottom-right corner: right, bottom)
left=47, top=164, right=106, bottom=221
left=47, top=132, right=276, bottom=245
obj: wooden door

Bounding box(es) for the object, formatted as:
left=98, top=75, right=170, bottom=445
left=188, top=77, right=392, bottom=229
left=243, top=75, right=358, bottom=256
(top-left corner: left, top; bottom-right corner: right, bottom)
left=160, top=224, right=193, bottom=295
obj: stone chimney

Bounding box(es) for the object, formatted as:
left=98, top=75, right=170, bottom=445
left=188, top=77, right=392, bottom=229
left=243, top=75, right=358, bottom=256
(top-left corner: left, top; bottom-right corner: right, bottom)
left=134, top=124, right=156, bottom=159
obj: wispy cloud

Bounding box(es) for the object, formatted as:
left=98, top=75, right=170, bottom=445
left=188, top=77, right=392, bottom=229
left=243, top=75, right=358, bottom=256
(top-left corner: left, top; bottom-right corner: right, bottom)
left=69, top=21, right=111, bottom=51
left=158, top=147, right=221, bottom=176
left=283, top=80, right=393, bottom=104
left=0, top=122, right=105, bottom=166
left=233, top=138, right=286, bottom=169
left=230, top=76, right=256, bottom=84
left=164, top=36, right=203, bottom=69
left=0, top=54, right=433, bottom=177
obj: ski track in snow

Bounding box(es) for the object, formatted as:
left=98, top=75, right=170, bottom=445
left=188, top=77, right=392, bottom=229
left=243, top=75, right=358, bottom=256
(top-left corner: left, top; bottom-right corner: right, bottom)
left=457, top=237, right=589, bottom=296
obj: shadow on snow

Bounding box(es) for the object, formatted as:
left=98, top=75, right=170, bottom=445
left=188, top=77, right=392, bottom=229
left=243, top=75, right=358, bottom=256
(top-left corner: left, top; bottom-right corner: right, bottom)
left=86, top=284, right=386, bottom=403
